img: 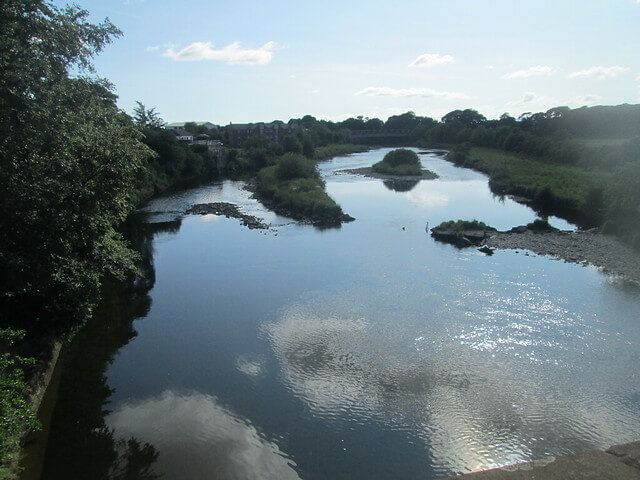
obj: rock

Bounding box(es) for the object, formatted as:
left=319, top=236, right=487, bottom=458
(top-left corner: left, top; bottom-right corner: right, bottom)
left=430, top=229, right=487, bottom=248
left=510, top=225, right=528, bottom=233
left=478, top=246, right=495, bottom=255
left=186, top=202, right=269, bottom=230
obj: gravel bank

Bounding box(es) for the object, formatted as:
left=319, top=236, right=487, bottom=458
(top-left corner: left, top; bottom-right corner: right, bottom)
left=485, top=229, right=640, bottom=286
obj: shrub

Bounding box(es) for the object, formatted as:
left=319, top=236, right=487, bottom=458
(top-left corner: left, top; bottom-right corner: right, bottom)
left=275, top=153, right=318, bottom=181
left=434, top=219, right=495, bottom=232
left=526, top=218, right=557, bottom=231
left=255, top=154, right=345, bottom=223
left=372, top=149, right=421, bottom=176
left=0, top=330, right=39, bottom=479
left=381, top=148, right=420, bottom=167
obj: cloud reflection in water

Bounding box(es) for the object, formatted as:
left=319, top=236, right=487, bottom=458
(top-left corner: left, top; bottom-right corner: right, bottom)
left=264, top=287, right=640, bottom=476
left=107, top=390, right=300, bottom=480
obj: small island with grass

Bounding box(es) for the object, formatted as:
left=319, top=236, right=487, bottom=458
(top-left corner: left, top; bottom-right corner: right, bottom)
left=342, top=148, right=438, bottom=181
left=430, top=219, right=497, bottom=247
left=253, top=153, right=354, bottom=226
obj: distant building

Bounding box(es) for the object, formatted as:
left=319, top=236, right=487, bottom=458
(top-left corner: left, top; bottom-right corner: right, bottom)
left=227, top=121, right=291, bottom=147
left=170, top=128, right=194, bottom=142
left=166, top=121, right=217, bottom=131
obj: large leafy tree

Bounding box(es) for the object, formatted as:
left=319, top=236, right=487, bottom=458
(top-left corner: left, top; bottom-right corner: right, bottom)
left=0, top=1, right=151, bottom=331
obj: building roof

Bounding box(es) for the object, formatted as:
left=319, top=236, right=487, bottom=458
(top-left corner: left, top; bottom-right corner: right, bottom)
left=170, top=128, right=193, bottom=137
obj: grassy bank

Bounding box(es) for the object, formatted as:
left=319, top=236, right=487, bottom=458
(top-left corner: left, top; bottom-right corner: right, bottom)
left=255, top=153, right=348, bottom=224
left=455, top=146, right=597, bottom=220
left=448, top=146, right=640, bottom=248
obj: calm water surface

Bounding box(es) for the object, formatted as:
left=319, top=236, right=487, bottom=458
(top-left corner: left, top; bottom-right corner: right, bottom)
left=32, top=149, right=640, bottom=479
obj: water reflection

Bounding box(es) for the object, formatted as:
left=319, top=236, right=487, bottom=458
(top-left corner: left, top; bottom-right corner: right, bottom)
left=264, top=285, right=640, bottom=475
left=30, top=149, right=640, bottom=480
left=107, top=390, right=300, bottom=480
left=383, top=178, right=420, bottom=192
left=33, top=220, right=178, bottom=479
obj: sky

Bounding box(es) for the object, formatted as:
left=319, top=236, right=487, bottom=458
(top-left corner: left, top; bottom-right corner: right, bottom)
left=61, top=0, right=640, bottom=125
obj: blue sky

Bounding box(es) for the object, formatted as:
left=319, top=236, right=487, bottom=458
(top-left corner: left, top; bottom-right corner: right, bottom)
left=65, top=0, right=640, bottom=125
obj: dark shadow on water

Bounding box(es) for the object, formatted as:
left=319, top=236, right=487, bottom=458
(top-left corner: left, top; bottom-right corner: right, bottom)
left=382, top=178, right=420, bottom=192
left=28, top=219, right=178, bottom=480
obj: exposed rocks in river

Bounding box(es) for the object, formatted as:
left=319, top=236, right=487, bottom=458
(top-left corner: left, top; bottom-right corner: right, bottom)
left=430, top=219, right=640, bottom=286
left=186, top=203, right=268, bottom=230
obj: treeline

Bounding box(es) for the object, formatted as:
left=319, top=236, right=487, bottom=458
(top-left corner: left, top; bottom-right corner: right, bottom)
left=223, top=116, right=354, bottom=174
left=335, top=107, right=640, bottom=247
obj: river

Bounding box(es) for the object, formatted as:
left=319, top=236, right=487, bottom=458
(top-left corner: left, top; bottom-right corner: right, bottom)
left=25, top=148, right=640, bottom=479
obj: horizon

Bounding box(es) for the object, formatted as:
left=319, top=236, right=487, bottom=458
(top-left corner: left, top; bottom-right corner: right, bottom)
left=68, top=0, right=639, bottom=124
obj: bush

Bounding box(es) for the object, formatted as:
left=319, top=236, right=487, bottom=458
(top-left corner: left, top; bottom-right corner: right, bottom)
left=275, top=153, right=318, bottom=181
left=0, top=330, right=39, bottom=479
left=372, top=149, right=421, bottom=176
left=434, top=219, right=495, bottom=233
left=255, top=154, right=345, bottom=223
left=381, top=148, right=420, bottom=167
left=526, top=218, right=557, bottom=231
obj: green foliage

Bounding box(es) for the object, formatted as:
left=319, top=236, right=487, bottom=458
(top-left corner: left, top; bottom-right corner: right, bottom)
left=0, top=329, right=38, bottom=480
left=526, top=218, right=557, bottom=231
left=434, top=219, right=495, bottom=233
left=0, top=1, right=151, bottom=330
left=133, top=102, right=165, bottom=129
left=256, top=154, right=344, bottom=222
left=275, top=153, right=318, bottom=181
left=381, top=149, right=421, bottom=166
left=282, top=135, right=303, bottom=154
left=446, top=143, right=471, bottom=163
left=465, top=147, right=592, bottom=215
left=372, top=149, right=421, bottom=176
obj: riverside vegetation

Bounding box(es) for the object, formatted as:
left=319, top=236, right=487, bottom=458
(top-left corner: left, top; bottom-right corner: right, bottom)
left=255, top=153, right=352, bottom=225
left=372, top=149, right=422, bottom=176
left=335, top=108, right=640, bottom=248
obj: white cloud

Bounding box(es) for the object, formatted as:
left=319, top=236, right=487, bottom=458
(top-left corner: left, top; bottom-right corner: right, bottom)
left=354, top=86, right=467, bottom=100
left=409, top=53, right=454, bottom=68
left=163, top=41, right=276, bottom=65
left=502, top=65, right=553, bottom=80
left=568, top=65, right=629, bottom=79
left=577, top=94, right=602, bottom=104
left=505, top=92, right=601, bottom=116
left=485, top=65, right=496, bottom=70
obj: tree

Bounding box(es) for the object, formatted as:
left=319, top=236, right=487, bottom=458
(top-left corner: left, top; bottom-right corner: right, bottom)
left=441, top=109, right=486, bottom=128
left=0, top=1, right=151, bottom=330
left=282, top=134, right=303, bottom=154
left=384, top=111, right=420, bottom=130
left=133, top=102, right=166, bottom=129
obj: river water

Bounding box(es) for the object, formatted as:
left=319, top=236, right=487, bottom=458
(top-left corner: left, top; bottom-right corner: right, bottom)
left=28, top=148, right=640, bottom=479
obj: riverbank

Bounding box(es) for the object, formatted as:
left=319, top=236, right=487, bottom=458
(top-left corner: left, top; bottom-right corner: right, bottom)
left=444, top=440, right=640, bottom=479
left=484, top=228, right=640, bottom=286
